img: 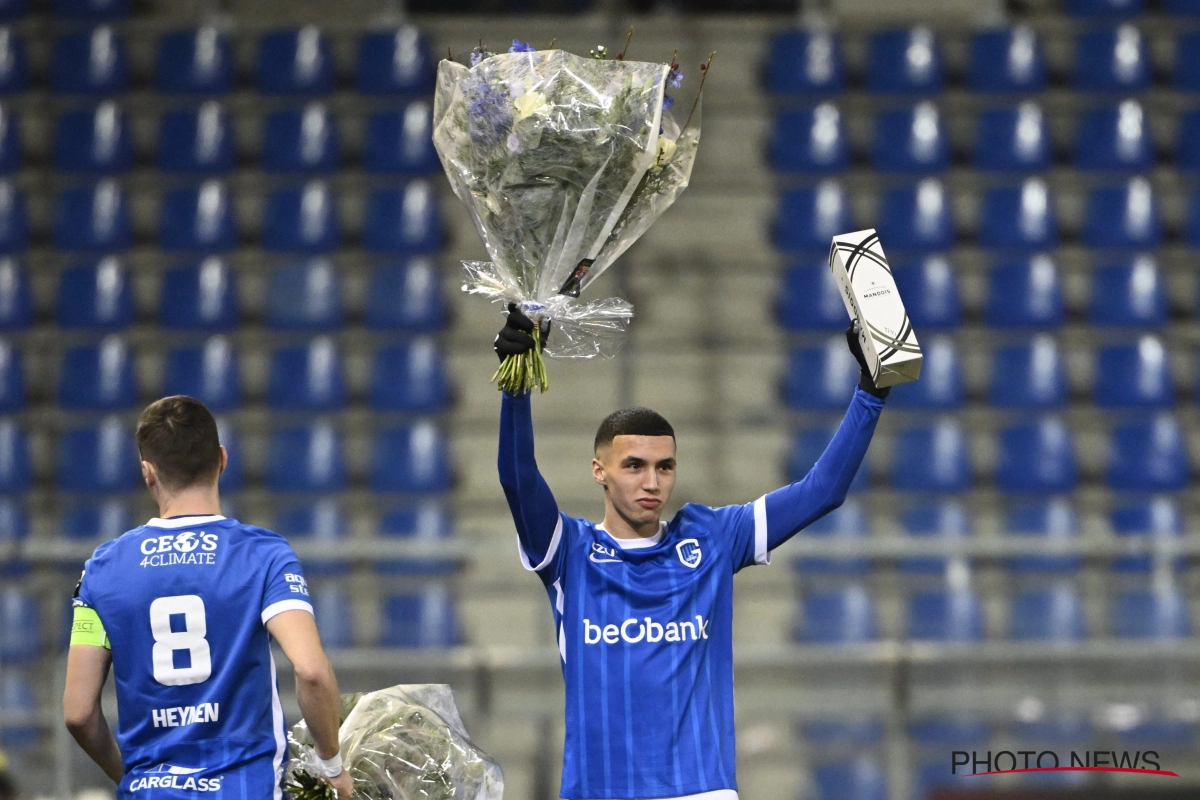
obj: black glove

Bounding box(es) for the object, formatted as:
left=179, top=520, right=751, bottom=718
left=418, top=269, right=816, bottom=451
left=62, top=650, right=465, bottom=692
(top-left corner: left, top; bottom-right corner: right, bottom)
left=846, top=322, right=889, bottom=399
left=494, top=303, right=550, bottom=361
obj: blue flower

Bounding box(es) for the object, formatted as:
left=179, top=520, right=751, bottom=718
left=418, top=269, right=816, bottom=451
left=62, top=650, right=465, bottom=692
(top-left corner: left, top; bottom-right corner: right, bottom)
left=470, top=45, right=492, bottom=66
left=667, top=66, right=684, bottom=88
left=663, top=95, right=675, bottom=109
left=509, top=39, right=536, bottom=53
left=466, top=76, right=511, bottom=145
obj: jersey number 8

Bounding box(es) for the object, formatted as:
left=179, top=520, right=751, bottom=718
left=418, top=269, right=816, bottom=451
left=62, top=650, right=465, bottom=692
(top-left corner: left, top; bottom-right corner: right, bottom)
left=149, top=595, right=212, bottom=686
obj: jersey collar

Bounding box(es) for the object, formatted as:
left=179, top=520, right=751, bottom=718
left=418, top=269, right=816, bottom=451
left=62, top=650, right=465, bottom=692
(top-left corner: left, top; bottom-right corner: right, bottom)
left=146, top=514, right=226, bottom=529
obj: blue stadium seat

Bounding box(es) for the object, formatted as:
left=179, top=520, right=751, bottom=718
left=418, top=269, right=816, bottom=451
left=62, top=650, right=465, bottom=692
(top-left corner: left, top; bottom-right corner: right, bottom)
left=891, top=256, right=961, bottom=330
left=1074, top=101, right=1153, bottom=172
left=52, top=26, right=128, bottom=94
left=0, top=339, right=23, bottom=412
left=0, top=105, right=17, bottom=175
left=977, top=178, right=1057, bottom=252
left=897, top=499, right=971, bottom=574
left=967, top=27, right=1046, bottom=93
left=159, top=257, right=239, bottom=331
left=275, top=499, right=349, bottom=576
left=363, top=182, right=443, bottom=254
left=267, top=337, right=346, bottom=411
left=53, top=181, right=132, bottom=252
left=788, top=425, right=869, bottom=489
left=381, top=586, right=460, bottom=648
left=886, top=335, right=963, bottom=410
left=59, top=336, right=137, bottom=410
left=876, top=179, right=954, bottom=253
left=155, top=27, right=233, bottom=95
left=811, top=758, right=887, bottom=800
left=909, top=717, right=993, bottom=746
left=265, top=259, right=343, bottom=330
left=1067, top=0, right=1142, bottom=15
left=776, top=263, right=846, bottom=331
left=0, top=30, right=24, bottom=96
left=378, top=501, right=455, bottom=575
left=53, top=102, right=131, bottom=173
left=365, top=259, right=446, bottom=331
left=1089, top=256, right=1165, bottom=327
left=215, top=417, right=241, bottom=492
left=1188, top=188, right=1200, bottom=245
left=0, top=418, right=26, bottom=492
left=1094, top=337, right=1174, bottom=409
left=0, top=588, right=37, bottom=662
left=56, top=257, right=132, bottom=329
left=1112, top=587, right=1191, bottom=638
left=783, top=338, right=859, bottom=410
left=370, top=421, right=452, bottom=493
left=793, top=499, right=870, bottom=576
left=310, top=584, right=353, bottom=648
left=261, top=182, right=340, bottom=253
left=0, top=258, right=28, bottom=329
left=364, top=103, right=438, bottom=175
left=1006, top=499, right=1082, bottom=575
left=0, top=181, right=28, bottom=253
left=158, top=103, right=234, bottom=173
left=0, top=671, right=37, bottom=746
left=257, top=27, right=333, bottom=95
left=907, top=588, right=984, bottom=641
left=57, top=417, right=139, bottom=492
left=1107, top=414, right=1189, bottom=491
left=62, top=498, right=132, bottom=540
left=763, top=30, right=844, bottom=96
left=1111, top=496, right=1183, bottom=573
left=798, top=586, right=876, bottom=644
left=995, top=418, right=1077, bottom=493
left=767, top=103, right=848, bottom=173
left=1073, top=25, right=1150, bottom=93
left=162, top=337, right=241, bottom=412
left=159, top=180, right=237, bottom=252
left=266, top=422, right=346, bottom=493
left=54, top=0, right=127, bottom=17
left=974, top=103, right=1050, bottom=173
left=1010, top=719, right=1093, bottom=744
left=985, top=256, right=1063, bottom=329
left=1175, top=32, right=1200, bottom=91
left=369, top=339, right=451, bottom=413
left=889, top=418, right=971, bottom=492
left=772, top=181, right=853, bottom=253
left=356, top=27, right=434, bottom=95
left=801, top=719, right=884, bottom=745
left=989, top=336, right=1066, bottom=409
left=866, top=27, right=942, bottom=94
left=871, top=102, right=948, bottom=172
left=262, top=103, right=340, bottom=174
left=1116, top=721, right=1197, bottom=746
left=0, top=500, right=29, bottom=572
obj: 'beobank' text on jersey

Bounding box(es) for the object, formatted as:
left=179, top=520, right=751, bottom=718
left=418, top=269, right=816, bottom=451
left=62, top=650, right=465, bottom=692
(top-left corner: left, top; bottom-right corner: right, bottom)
left=74, top=515, right=314, bottom=800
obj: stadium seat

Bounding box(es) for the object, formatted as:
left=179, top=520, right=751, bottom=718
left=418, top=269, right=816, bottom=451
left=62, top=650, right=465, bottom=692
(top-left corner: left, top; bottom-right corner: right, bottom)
left=989, top=336, right=1067, bottom=409
left=897, top=499, right=971, bottom=574
left=1067, top=0, right=1142, bottom=15
left=788, top=425, right=869, bottom=489
left=776, top=263, right=846, bottom=331
left=866, top=27, right=942, bottom=94
left=365, top=258, right=446, bottom=331
left=162, top=337, right=241, bottom=412
left=54, top=0, right=127, bottom=18
left=1073, top=25, right=1150, bottom=93
left=62, top=498, right=132, bottom=540
left=1116, top=721, right=1197, bottom=746
left=158, top=103, right=234, bottom=173
left=1074, top=100, right=1153, bottom=172
left=772, top=181, right=853, bottom=253
left=363, top=103, right=438, bottom=175
left=1010, top=718, right=1093, bottom=744
left=0, top=339, right=22, bottom=412
left=1111, top=496, right=1183, bottom=573
left=875, top=179, right=954, bottom=253
left=262, top=103, right=340, bottom=174
left=53, top=102, right=131, bottom=173
left=767, top=103, right=848, bottom=173
left=370, top=421, right=452, bottom=493
left=994, top=418, right=1077, bottom=493
left=1112, top=587, right=1191, bottom=638
left=57, top=417, right=139, bottom=492
left=763, top=30, right=845, bottom=96
left=793, top=499, right=870, bottom=576
left=0, top=181, right=27, bottom=253
left=381, top=586, right=460, bottom=648
left=159, top=180, right=237, bottom=252
left=0, top=29, right=28, bottom=95
left=1175, top=32, right=1200, bottom=91
left=362, top=182, right=443, bottom=254
left=155, top=27, right=233, bottom=95
left=907, top=588, right=984, bottom=641
left=215, top=418, right=241, bottom=492
left=1088, top=256, right=1165, bottom=327
left=261, top=182, right=340, bottom=253
left=0, top=588, right=37, bottom=662
left=967, top=26, right=1046, bottom=93
left=159, top=257, right=239, bottom=331
left=801, top=719, right=884, bottom=745
left=1094, top=337, right=1174, bottom=409
left=51, top=26, right=128, bottom=94
left=56, top=257, right=133, bottom=329
left=889, top=418, right=971, bottom=492
left=0, top=498, right=28, bottom=573
left=378, top=501, right=455, bottom=575
left=811, top=758, right=887, bottom=800
left=0, top=107, right=16, bottom=175
left=976, top=103, right=1050, bottom=173
left=976, top=178, right=1057, bottom=251
left=886, top=336, right=963, bottom=410
left=0, top=258, right=28, bottom=329
left=256, top=27, right=333, bottom=95
left=0, top=671, right=37, bottom=745
left=783, top=337, right=859, bottom=410
left=1107, top=414, right=1189, bottom=491
left=0, top=418, right=26, bottom=492
left=985, top=256, right=1063, bottom=329
left=1006, top=500, right=1082, bottom=575
left=356, top=27, right=434, bottom=95
left=891, top=256, right=961, bottom=330
left=871, top=102, right=948, bottom=172
left=265, top=259, right=343, bottom=330
left=369, top=339, right=451, bottom=413
left=310, top=584, right=353, bottom=648
left=266, top=422, right=346, bottom=492
left=275, top=499, right=349, bottom=576
left=59, top=336, right=137, bottom=410
left=53, top=181, right=133, bottom=252
left=267, top=337, right=346, bottom=411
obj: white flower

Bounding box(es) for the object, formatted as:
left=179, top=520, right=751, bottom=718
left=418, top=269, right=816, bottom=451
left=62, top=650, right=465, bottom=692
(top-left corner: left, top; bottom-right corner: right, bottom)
left=513, top=91, right=550, bottom=121
left=651, top=136, right=677, bottom=173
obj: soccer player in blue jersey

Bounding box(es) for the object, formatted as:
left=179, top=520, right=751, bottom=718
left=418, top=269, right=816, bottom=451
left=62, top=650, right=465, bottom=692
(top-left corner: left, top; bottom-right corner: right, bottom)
left=62, top=396, right=354, bottom=800
left=494, top=306, right=889, bottom=800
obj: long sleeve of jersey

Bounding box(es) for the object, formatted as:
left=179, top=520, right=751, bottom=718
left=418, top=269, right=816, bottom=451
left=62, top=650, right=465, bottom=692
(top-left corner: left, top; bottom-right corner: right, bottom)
left=498, top=390, right=562, bottom=573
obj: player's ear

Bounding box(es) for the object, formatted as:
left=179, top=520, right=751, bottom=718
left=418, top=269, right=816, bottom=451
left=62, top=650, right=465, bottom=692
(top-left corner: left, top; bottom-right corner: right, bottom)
left=591, top=457, right=607, bottom=488
left=217, top=445, right=228, bottom=476
left=140, top=460, right=156, bottom=489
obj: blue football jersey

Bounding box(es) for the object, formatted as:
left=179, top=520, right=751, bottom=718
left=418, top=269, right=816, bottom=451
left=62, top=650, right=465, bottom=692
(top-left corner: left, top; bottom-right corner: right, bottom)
left=74, top=515, right=314, bottom=800
left=521, top=500, right=767, bottom=799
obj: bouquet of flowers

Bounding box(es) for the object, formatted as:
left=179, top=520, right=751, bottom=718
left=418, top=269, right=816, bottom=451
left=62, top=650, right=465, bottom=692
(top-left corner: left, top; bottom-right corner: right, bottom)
left=433, top=38, right=707, bottom=392
left=285, top=684, right=503, bottom=800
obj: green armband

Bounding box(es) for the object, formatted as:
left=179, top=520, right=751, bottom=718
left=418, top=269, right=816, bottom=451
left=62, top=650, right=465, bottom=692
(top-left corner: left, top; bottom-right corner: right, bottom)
left=70, top=605, right=110, bottom=649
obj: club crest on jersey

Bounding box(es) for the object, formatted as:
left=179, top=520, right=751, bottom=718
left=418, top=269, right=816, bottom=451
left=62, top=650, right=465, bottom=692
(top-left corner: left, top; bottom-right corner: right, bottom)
left=676, top=539, right=702, bottom=568
left=589, top=541, right=621, bottom=564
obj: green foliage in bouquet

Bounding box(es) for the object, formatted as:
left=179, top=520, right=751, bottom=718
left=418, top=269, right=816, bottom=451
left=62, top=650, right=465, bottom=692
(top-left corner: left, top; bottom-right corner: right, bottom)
left=492, top=327, right=549, bottom=394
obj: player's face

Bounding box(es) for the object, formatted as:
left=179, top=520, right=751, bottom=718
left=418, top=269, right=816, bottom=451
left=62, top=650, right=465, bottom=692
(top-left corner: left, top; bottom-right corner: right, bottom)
left=593, top=435, right=677, bottom=527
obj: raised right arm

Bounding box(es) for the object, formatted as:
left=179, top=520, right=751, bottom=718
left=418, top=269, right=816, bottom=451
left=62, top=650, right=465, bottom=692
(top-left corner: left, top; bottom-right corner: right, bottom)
left=498, top=390, right=562, bottom=570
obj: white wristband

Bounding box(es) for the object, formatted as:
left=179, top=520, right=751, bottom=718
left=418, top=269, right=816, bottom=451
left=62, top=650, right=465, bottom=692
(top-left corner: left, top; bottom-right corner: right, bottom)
left=314, top=751, right=343, bottom=778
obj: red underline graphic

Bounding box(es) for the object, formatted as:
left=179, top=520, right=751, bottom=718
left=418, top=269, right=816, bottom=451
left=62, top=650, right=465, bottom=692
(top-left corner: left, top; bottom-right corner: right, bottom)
left=965, top=767, right=1179, bottom=777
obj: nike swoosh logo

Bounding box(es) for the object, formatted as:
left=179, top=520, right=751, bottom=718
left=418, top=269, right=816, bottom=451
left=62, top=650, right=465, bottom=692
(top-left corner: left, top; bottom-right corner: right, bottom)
left=589, top=552, right=622, bottom=564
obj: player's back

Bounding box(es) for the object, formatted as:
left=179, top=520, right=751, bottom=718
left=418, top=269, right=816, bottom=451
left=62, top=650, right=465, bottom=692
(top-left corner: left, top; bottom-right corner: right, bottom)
left=75, top=514, right=312, bottom=798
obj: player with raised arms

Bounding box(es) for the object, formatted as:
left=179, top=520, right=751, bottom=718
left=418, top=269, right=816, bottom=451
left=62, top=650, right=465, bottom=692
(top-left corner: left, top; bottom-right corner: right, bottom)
left=62, top=396, right=354, bottom=799
left=494, top=305, right=889, bottom=800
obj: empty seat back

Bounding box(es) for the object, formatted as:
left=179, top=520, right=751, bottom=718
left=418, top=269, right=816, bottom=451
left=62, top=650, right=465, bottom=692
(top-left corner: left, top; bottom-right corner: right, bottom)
left=907, top=588, right=984, bottom=641
left=54, top=102, right=131, bottom=173
left=890, top=256, right=961, bottom=330
left=1111, top=496, right=1183, bottom=573
left=898, top=499, right=971, bottom=574
left=967, top=26, right=1046, bottom=92
left=989, top=335, right=1067, bottom=409
left=275, top=499, right=349, bottom=576
left=768, top=103, right=848, bottom=173
left=1010, top=585, right=1086, bottom=641
left=356, top=27, right=434, bottom=95
left=0, top=339, right=22, bottom=412
left=794, top=499, right=870, bottom=576
left=56, top=257, right=132, bottom=329
left=995, top=417, right=1078, bottom=493
left=1112, top=587, right=1191, bottom=638
left=1074, top=100, right=1153, bottom=171
left=1107, top=414, right=1189, bottom=491
left=162, top=336, right=241, bottom=411
left=364, top=102, right=437, bottom=174
left=1082, top=177, right=1161, bottom=249
left=1088, top=256, right=1165, bottom=327
left=52, top=26, right=128, bottom=94
left=261, top=181, right=340, bottom=252
left=0, top=587, right=38, bottom=662
left=0, top=258, right=29, bottom=328
left=773, top=181, right=853, bottom=253
left=59, top=336, right=137, bottom=410
left=53, top=181, right=132, bottom=252
left=370, top=421, right=452, bottom=493
left=363, top=182, right=443, bottom=253
left=310, top=584, right=353, bottom=647
left=1073, top=25, right=1150, bottom=92
left=365, top=258, right=446, bottom=331
left=799, top=586, right=878, bottom=643
left=811, top=757, right=887, bottom=800
left=876, top=179, right=954, bottom=252
left=889, top=418, right=971, bottom=492
left=159, top=180, right=237, bottom=252
left=0, top=29, right=28, bottom=95
left=985, top=255, right=1064, bottom=328
left=265, top=259, right=343, bottom=330
left=369, top=339, right=450, bottom=412
left=1094, top=337, right=1174, bottom=408
left=266, top=422, right=345, bottom=492
left=0, top=417, right=27, bottom=492
left=267, top=337, right=346, bottom=411
left=380, top=585, right=459, bottom=648
left=867, top=27, right=942, bottom=94
left=155, top=27, right=232, bottom=94
left=974, top=103, right=1051, bottom=172
left=977, top=178, right=1057, bottom=251
left=1006, top=497, right=1082, bottom=574
left=783, top=338, right=859, bottom=410
left=159, top=257, right=239, bottom=330
left=62, top=498, right=132, bottom=540
left=885, top=335, right=963, bottom=409
left=57, top=417, right=139, bottom=491
left=378, top=501, right=455, bottom=574
left=763, top=30, right=845, bottom=96
left=256, top=27, right=333, bottom=95
left=776, top=263, right=846, bottom=331
left=158, top=102, right=234, bottom=173
left=262, top=103, right=339, bottom=173
left=871, top=102, right=948, bottom=172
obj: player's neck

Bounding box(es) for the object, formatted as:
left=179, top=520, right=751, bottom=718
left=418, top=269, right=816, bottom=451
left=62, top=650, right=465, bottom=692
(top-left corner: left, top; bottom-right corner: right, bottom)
left=155, top=485, right=222, bottom=520
left=601, top=501, right=661, bottom=540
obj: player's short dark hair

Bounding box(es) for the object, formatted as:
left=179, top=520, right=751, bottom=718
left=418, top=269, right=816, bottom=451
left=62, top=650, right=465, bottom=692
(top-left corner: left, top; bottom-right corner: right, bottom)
left=136, top=395, right=222, bottom=491
left=594, top=407, right=675, bottom=452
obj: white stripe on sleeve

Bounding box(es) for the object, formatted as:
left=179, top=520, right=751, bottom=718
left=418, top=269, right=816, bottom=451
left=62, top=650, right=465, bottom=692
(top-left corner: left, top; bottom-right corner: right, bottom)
left=517, top=515, right=564, bottom=572
left=261, top=599, right=314, bottom=625
left=752, top=496, right=771, bottom=565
